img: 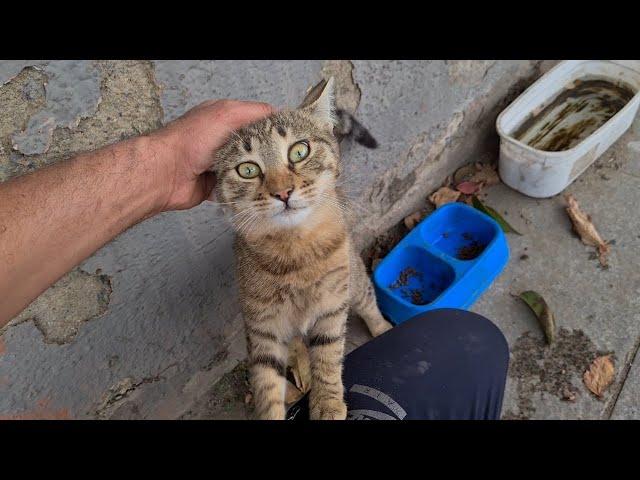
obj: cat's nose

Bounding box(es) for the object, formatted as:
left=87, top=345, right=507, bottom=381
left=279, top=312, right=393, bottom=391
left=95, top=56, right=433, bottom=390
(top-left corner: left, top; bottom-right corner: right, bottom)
left=271, top=188, right=293, bottom=203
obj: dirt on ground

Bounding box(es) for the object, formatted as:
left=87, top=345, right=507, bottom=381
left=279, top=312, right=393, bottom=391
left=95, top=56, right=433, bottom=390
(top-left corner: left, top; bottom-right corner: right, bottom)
left=180, top=362, right=252, bottom=420
left=503, top=328, right=613, bottom=419
left=362, top=221, right=409, bottom=274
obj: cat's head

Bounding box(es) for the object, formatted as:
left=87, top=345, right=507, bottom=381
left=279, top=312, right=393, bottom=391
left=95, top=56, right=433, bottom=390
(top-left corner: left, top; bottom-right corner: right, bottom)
left=214, top=78, right=342, bottom=236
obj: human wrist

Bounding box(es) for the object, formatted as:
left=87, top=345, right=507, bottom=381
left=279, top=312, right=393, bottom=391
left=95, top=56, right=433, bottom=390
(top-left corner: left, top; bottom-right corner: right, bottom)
left=134, top=131, right=181, bottom=216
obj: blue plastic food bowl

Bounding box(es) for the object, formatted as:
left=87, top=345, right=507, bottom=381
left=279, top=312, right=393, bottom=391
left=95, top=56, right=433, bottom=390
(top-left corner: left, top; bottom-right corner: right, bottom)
left=373, top=202, right=509, bottom=325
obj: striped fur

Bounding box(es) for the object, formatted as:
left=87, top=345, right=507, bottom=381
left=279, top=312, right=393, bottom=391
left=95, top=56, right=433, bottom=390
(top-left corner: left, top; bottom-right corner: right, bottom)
left=213, top=77, right=392, bottom=420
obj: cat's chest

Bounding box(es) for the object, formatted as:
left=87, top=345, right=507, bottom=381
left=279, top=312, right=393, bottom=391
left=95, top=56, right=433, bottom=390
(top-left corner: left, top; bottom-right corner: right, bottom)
left=237, top=229, right=351, bottom=308
left=281, top=257, right=351, bottom=320
left=240, top=228, right=349, bottom=274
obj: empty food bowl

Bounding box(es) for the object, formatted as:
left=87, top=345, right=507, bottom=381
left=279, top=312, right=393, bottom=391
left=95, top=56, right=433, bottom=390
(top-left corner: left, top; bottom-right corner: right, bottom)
left=373, top=203, right=509, bottom=325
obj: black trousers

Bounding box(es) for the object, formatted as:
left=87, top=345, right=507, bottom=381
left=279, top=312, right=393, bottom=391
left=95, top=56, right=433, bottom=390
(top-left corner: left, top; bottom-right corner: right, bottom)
left=287, top=309, right=509, bottom=420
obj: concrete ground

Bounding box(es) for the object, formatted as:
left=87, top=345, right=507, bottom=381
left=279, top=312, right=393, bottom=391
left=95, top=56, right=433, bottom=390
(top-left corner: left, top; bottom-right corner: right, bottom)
left=186, top=101, right=640, bottom=420
left=475, top=119, right=640, bottom=419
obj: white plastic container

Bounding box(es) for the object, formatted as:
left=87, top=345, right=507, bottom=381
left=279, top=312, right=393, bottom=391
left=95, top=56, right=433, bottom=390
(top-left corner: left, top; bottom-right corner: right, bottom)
left=497, top=60, right=640, bottom=198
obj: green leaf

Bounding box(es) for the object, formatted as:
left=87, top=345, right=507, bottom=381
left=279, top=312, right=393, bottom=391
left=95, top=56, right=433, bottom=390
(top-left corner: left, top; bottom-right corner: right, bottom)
left=471, top=195, right=522, bottom=235
left=517, top=290, right=556, bottom=344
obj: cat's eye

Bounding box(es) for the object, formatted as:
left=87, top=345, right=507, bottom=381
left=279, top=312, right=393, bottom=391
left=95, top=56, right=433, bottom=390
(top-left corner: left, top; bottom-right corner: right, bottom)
left=236, top=162, right=261, bottom=179
left=288, top=141, right=310, bottom=163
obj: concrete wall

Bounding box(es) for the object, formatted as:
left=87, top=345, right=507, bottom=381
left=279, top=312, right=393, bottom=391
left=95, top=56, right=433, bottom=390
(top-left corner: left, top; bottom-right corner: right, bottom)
left=0, top=60, right=554, bottom=418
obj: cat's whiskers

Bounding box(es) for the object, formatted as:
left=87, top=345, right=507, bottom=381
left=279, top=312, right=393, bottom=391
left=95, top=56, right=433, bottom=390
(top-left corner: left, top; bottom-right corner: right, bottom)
left=230, top=202, right=269, bottom=219
left=233, top=207, right=262, bottom=225
left=231, top=210, right=264, bottom=238
left=334, top=175, right=359, bottom=197
left=316, top=190, right=350, bottom=211
left=238, top=212, right=265, bottom=238
left=230, top=207, right=253, bottom=221
left=314, top=192, right=352, bottom=224
left=236, top=203, right=272, bottom=233
left=235, top=210, right=261, bottom=237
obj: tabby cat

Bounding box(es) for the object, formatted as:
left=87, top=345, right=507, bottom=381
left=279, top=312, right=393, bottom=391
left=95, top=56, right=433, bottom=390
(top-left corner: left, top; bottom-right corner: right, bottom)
left=213, top=78, right=392, bottom=420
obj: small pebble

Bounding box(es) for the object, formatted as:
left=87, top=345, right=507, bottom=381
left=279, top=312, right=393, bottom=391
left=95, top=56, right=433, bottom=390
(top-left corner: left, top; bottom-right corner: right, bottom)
left=561, top=388, right=576, bottom=402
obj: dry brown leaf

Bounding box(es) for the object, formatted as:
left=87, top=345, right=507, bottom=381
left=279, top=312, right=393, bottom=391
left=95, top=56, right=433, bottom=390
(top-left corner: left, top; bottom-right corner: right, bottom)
left=404, top=210, right=426, bottom=230
left=517, top=290, right=555, bottom=344
left=470, top=162, right=500, bottom=188
left=288, top=336, right=311, bottom=394
left=565, top=194, right=610, bottom=266
left=583, top=354, right=615, bottom=398
left=285, top=380, right=304, bottom=405
left=429, top=186, right=461, bottom=208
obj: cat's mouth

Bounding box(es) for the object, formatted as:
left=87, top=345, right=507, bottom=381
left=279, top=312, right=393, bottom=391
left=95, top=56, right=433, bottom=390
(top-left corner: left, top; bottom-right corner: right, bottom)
left=270, top=203, right=312, bottom=226
left=277, top=205, right=306, bottom=215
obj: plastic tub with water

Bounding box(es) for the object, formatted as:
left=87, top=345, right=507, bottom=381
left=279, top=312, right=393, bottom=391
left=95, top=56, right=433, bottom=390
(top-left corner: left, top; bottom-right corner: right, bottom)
left=497, top=60, right=640, bottom=198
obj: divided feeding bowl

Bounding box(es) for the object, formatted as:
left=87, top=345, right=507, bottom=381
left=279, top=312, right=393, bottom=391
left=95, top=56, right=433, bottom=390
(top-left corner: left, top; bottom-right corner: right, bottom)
left=373, top=203, right=509, bottom=325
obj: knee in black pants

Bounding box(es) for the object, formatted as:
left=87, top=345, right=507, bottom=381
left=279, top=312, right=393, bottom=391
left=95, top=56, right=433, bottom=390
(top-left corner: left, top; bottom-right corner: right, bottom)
left=287, top=308, right=509, bottom=420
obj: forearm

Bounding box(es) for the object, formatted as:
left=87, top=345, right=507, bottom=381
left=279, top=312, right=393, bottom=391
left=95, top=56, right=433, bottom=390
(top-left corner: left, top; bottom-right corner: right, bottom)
left=0, top=98, right=273, bottom=328
left=0, top=135, right=168, bottom=327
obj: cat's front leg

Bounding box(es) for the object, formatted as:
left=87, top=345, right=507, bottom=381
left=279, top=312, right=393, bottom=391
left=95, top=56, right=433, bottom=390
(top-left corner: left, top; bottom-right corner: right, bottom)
left=246, top=323, right=289, bottom=420
left=307, top=302, right=349, bottom=420
left=350, top=253, right=393, bottom=337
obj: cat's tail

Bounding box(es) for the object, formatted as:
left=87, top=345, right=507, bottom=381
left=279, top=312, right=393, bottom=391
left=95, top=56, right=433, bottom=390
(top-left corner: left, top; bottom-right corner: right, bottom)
left=335, top=109, right=378, bottom=149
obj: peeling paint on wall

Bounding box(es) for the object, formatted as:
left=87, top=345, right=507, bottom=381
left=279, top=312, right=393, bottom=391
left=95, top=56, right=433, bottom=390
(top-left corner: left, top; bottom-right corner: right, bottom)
left=94, top=377, right=143, bottom=418
left=93, top=363, right=177, bottom=419
left=0, top=67, right=46, bottom=139
left=0, top=61, right=47, bottom=86
left=0, top=67, right=47, bottom=182
left=1, top=60, right=163, bottom=181
left=12, top=61, right=102, bottom=155
left=321, top=60, right=361, bottom=114
left=4, top=269, right=112, bottom=345
left=446, top=60, right=496, bottom=86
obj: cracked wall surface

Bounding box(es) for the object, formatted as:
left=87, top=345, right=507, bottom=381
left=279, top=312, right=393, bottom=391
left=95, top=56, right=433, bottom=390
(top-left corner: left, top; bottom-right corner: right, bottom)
left=0, top=60, right=551, bottom=418
left=12, top=61, right=102, bottom=155
left=3, top=269, right=112, bottom=345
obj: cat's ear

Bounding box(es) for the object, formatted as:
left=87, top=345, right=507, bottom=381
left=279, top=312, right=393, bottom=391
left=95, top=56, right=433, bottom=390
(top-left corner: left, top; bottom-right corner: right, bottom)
left=299, top=77, right=336, bottom=127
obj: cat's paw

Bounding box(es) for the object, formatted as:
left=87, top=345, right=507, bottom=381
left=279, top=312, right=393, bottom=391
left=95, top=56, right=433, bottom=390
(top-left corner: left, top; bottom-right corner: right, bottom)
left=369, top=320, right=393, bottom=338
left=310, top=398, right=347, bottom=420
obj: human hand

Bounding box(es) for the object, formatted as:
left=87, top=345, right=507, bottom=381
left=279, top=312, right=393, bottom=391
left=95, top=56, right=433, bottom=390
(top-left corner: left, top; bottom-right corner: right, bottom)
left=148, top=99, right=274, bottom=212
